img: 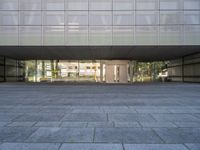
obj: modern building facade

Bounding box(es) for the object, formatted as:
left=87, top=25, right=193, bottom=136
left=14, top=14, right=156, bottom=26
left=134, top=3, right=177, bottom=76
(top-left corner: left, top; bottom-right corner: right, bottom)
left=0, top=0, right=200, bottom=82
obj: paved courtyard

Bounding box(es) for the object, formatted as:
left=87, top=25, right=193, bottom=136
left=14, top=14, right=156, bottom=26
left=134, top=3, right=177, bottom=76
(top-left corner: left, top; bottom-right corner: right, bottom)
left=0, top=82, right=200, bottom=150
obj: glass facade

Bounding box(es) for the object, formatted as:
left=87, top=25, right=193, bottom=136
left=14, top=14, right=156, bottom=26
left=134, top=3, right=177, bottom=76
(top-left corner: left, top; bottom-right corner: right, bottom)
left=0, top=0, right=200, bottom=46
left=25, top=60, right=102, bottom=82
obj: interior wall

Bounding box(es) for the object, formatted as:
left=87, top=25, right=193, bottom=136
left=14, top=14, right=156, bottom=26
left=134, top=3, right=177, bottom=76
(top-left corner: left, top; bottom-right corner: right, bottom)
left=0, top=56, right=24, bottom=82
left=168, top=53, right=200, bottom=82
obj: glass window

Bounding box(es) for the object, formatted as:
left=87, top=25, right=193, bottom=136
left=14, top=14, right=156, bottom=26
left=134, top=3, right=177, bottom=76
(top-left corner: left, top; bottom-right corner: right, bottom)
left=20, top=11, right=41, bottom=25
left=136, top=11, right=158, bottom=25
left=20, top=0, right=41, bottom=10
left=67, top=0, right=88, bottom=10
left=184, top=11, right=200, bottom=24
left=43, top=26, right=64, bottom=45
left=113, top=11, right=134, bottom=25
left=89, top=0, right=112, bottom=10
left=160, top=11, right=181, bottom=25
left=89, top=26, right=112, bottom=45
left=184, top=0, right=200, bottom=10
left=136, top=0, right=158, bottom=10
left=20, top=26, right=42, bottom=45
left=66, top=26, right=88, bottom=45
left=0, top=0, right=18, bottom=10
left=113, top=26, right=134, bottom=45
left=43, top=0, right=64, bottom=10
left=159, top=26, right=182, bottom=45
left=135, top=26, right=158, bottom=45
left=184, top=25, right=200, bottom=45
left=113, top=0, right=134, bottom=10
left=89, top=11, right=112, bottom=25
left=0, top=26, right=18, bottom=45
left=0, top=11, right=18, bottom=25
left=66, top=11, right=88, bottom=26
left=43, top=11, right=64, bottom=25
left=160, top=0, right=181, bottom=10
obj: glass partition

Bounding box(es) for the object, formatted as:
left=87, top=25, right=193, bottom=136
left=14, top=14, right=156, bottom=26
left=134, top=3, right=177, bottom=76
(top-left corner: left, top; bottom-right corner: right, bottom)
left=113, top=26, right=134, bottom=45
left=113, top=11, right=134, bottom=25
left=65, top=26, right=88, bottom=45
left=20, top=26, right=42, bottom=45
left=0, top=11, right=18, bottom=25
left=113, top=0, right=134, bottom=10
left=20, top=11, right=42, bottom=25
left=0, top=26, right=18, bottom=45
left=0, top=0, right=18, bottom=10
left=20, top=0, right=41, bottom=10
left=0, top=0, right=200, bottom=46
left=43, top=26, right=64, bottom=45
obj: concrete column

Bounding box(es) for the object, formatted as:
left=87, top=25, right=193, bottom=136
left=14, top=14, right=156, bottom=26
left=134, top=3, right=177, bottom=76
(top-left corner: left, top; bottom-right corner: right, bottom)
left=133, top=61, right=138, bottom=82
left=3, top=57, right=6, bottom=82
left=119, top=64, right=128, bottom=83
left=129, top=61, right=134, bottom=83
left=100, top=60, right=104, bottom=82
left=77, top=60, right=80, bottom=81
left=42, top=61, right=45, bottom=78
left=55, top=60, right=59, bottom=78
left=105, top=65, right=115, bottom=83
left=182, top=57, right=185, bottom=82
left=35, top=60, right=37, bottom=82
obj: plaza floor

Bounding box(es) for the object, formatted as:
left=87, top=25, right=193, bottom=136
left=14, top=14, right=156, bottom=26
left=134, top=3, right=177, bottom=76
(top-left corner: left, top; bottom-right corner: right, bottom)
left=0, top=82, right=200, bottom=150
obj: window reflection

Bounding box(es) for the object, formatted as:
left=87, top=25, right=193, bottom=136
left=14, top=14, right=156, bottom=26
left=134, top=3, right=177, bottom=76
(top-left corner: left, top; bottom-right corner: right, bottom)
left=25, top=60, right=102, bottom=82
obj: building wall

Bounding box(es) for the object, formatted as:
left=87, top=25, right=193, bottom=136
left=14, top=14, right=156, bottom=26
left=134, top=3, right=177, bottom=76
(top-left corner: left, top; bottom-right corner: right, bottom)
left=168, top=53, right=200, bottom=82
left=0, top=56, right=24, bottom=82
left=0, top=0, right=200, bottom=46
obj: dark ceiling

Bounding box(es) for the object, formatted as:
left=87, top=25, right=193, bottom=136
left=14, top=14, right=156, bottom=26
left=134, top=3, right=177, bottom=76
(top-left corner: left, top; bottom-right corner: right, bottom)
left=0, top=46, right=200, bottom=61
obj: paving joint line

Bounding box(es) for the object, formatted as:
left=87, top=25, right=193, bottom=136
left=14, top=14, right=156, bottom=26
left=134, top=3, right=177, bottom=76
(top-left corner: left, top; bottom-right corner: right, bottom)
left=93, top=128, right=96, bottom=143
left=58, top=143, right=63, bottom=150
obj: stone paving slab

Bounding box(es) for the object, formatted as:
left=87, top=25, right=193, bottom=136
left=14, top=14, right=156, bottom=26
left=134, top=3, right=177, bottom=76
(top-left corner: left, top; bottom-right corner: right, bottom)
left=168, top=108, right=200, bottom=113
left=154, top=128, right=200, bottom=143
left=109, top=114, right=156, bottom=122
left=0, top=143, right=60, bottom=150
left=87, top=122, right=114, bottom=128
left=0, top=114, right=22, bottom=122
left=185, top=144, right=200, bottom=150
left=135, top=108, right=170, bottom=114
left=173, top=122, right=200, bottom=127
left=35, top=122, right=61, bottom=127
left=14, top=113, right=64, bottom=122
left=9, top=108, right=42, bottom=113
left=101, top=106, right=137, bottom=113
left=140, top=122, right=177, bottom=128
left=0, top=83, right=200, bottom=148
left=7, top=122, right=36, bottom=127
left=95, top=128, right=164, bottom=143
left=71, top=108, right=103, bottom=113
left=0, top=122, right=9, bottom=127
left=39, top=109, right=72, bottom=113
left=60, top=122, right=87, bottom=128
left=59, top=144, right=123, bottom=150
left=124, top=144, right=188, bottom=150
left=193, top=114, right=200, bottom=119
left=114, top=122, right=141, bottom=128
left=151, top=114, right=200, bottom=122
left=62, top=113, right=107, bottom=122
left=26, top=127, right=94, bottom=143
left=0, top=127, right=38, bottom=142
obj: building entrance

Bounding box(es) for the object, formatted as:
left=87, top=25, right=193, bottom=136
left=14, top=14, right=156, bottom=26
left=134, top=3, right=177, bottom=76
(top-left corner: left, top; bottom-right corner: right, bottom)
left=24, top=60, right=165, bottom=83
left=25, top=60, right=129, bottom=83
left=105, top=61, right=129, bottom=83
